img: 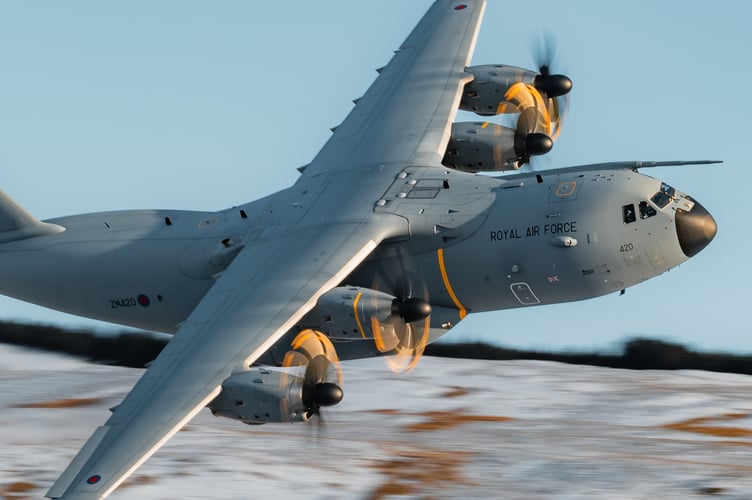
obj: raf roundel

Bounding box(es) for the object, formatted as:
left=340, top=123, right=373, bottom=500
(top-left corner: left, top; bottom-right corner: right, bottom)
left=86, top=475, right=101, bottom=485
left=454, top=4, right=468, bottom=10
left=137, top=294, right=151, bottom=307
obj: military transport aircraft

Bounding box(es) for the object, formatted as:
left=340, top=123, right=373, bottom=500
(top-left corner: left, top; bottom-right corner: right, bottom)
left=0, top=0, right=717, bottom=498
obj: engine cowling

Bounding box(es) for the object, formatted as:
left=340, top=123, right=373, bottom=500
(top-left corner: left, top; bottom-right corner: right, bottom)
left=460, top=65, right=539, bottom=116
left=210, top=329, right=345, bottom=424
left=209, top=368, right=311, bottom=424
left=442, top=122, right=552, bottom=172
left=304, top=286, right=430, bottom=341
left=461, top=64, right=572, bottom=116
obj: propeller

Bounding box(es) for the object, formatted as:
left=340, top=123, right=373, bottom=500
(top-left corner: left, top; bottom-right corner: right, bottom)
left=505, top=83, right=554, bottom=165
left=281, top=329, right=343, bottom=420
left=506, top=33, right=572, bottom=167
left=532, top=32, right=572, bottom=141
left=369, top=247, right=432, bottom=373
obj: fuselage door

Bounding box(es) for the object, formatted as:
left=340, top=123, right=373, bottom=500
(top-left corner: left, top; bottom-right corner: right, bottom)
left=510, top=282, right=540, bottom=305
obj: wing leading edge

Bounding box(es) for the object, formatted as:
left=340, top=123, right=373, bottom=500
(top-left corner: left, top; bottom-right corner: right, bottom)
left=301, top=0, right=486, bottom=177
left=47, top=218, right=403, bottom=499
left=47, top=1, right=488, bottom=497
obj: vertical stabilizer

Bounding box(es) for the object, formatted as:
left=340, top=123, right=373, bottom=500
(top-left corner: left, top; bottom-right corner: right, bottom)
left=0, top=190, right=64, bottom=243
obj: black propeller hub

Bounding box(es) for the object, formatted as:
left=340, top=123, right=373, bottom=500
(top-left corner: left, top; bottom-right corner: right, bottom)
left=533, top=73, right=572, bottom=98
left=301, top=355, right=343, bottom=412
left=526, top=133, right=554, bottom=156
left=392, top=297, right=432, bottom=324
left=515, top=133, right=553, bottom=159
left=312, top=382, right=344, bottom=408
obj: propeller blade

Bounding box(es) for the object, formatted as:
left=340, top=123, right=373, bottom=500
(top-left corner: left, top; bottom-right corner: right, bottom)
left=547, top=93, right=569, bottom=141
left=518, top=31, right=572, bottom=164
left=383, top=317, right=430, bottom=373
left=369, top=247, right=433, bottom=373
left=532, top=31, right=557, bottom=76
left=506, top=83, right=552, bottom=133
left=281, top=329, right=343, bottom=419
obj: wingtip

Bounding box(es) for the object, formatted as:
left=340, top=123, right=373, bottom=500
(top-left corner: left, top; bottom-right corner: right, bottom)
left=632, top=160, right=725, bottom=170
left=683, top=160, right=723, bottom=165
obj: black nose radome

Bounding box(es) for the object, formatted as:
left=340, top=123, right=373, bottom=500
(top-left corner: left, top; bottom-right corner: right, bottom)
left=675, top=198, right=717, bottom=257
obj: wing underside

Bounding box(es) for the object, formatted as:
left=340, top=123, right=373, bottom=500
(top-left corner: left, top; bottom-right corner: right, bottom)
left=47, top=1, right=487, bottom=497
left=47, top=220, right=400, bottom=498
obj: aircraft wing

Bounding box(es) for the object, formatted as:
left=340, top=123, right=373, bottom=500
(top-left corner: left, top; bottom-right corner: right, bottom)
left=47, top=1, right=487, bottom=497
left=301, top=0, right=485, bottom=177
left=46, top=220, right=399, bottom=499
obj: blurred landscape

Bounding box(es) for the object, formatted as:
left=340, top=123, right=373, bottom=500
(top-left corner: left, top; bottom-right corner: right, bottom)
left=3, top=321, right=752, bottom=498
left=2, top=332, right=752, bottom=499
left=1, top=320, right=749, bottom=374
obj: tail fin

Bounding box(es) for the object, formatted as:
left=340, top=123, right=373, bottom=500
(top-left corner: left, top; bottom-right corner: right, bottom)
left=0, top=189, right=64, bottom=243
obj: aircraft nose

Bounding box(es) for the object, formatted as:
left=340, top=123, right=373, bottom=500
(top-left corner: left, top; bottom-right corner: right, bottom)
left=675, top=198, right=717, bottom=257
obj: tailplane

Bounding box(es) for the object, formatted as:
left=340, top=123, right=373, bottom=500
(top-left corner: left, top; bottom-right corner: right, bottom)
left=0, top=190, right=64, bottom=243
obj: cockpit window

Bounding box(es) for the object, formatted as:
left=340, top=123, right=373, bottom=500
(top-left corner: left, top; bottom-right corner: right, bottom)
left=639, top=200, right=657, bottom=219
left=650, top=183, right=676, bottom=209
left=622, top=203, right=636, bottom=224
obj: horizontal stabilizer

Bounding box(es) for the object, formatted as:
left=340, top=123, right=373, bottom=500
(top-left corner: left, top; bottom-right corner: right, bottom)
left=0, top=190, right=64, bottom=243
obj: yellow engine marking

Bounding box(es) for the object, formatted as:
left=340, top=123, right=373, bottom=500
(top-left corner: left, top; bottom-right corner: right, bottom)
left=291, top=329, right=317, bottom=350
left=437, top=248, right=467, bottom=319
left=352, top=291, right=368, bottom=339
left=372, top=316, right=387, bottom=352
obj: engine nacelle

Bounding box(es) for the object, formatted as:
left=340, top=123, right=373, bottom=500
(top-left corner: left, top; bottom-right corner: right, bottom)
left=303, top=286, right=430, bottom=340
left=209, top=368, right=309, bottom=424
left=442, top=121, right=552, bottom=172
left=461, top=64, right=572, bottom=117
left=461, top=65, right=538, bottom=116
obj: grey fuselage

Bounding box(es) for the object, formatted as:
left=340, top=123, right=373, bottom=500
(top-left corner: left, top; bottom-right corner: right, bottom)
left=0, top=162, right=713, bottom=362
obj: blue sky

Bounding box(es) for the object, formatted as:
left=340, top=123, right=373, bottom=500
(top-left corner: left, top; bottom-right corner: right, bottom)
left=0, top=1, right=748, bottom=352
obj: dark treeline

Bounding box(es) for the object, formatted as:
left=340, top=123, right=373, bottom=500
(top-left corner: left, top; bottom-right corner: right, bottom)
left=0, top=321, right=165, bottom=368
left=425, top=340, right=752, bottom=375
left=1, top=320, right=750, bottom=375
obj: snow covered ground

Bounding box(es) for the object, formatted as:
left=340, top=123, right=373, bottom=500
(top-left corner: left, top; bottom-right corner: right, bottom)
left=2, top=344, right=752, bottom=499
